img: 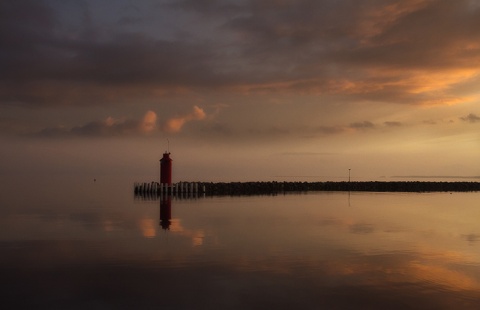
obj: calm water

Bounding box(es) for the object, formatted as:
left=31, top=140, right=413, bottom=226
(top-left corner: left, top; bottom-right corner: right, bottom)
left=1, top=176, right=480, bottom=309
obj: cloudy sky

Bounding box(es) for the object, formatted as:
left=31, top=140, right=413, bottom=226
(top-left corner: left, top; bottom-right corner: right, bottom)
left=1, top=0, right=480, bottom=182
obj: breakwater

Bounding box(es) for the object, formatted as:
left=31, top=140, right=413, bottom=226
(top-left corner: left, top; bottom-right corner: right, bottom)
left=134, top=181, right=480, bottom=196
left=201, top=181, right=480, bottom=195
left=134, top=182, right=201, bottom=201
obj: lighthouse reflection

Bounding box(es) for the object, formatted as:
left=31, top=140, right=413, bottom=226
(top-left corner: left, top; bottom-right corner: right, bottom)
left=134, top=188, right=199, bottom=232
left=160, top=197, right=172, bottom=230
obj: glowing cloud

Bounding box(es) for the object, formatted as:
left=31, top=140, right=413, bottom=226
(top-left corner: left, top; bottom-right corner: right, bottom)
left=460, top=113, right=480, bottom=123
left=164, top=105, right=206, bottom=133
left=139, top=110, right=157, bottom=133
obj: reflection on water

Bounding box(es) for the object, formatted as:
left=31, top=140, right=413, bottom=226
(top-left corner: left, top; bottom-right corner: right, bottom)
left=160, top=197, right=172, bottom=230
left=1, top=178, right=480, bottom=309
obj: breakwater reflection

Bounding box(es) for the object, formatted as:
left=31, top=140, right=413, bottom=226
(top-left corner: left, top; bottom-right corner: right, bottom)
left=134, top=192, right=181, bottom=231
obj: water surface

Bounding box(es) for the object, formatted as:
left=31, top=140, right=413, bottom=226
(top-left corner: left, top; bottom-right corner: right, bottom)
left=1, top=176, right=480, bottom=309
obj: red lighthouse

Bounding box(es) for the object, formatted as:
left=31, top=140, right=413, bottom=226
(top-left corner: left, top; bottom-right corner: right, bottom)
left=160, top=152, right=172, bottom=185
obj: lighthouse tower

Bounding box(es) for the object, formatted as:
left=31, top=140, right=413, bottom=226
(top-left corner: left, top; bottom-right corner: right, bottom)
left=160, top=152, right=172, bottom=185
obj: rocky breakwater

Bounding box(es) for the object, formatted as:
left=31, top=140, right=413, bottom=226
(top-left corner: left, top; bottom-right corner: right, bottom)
left=199, top=181, right=480, bottom=196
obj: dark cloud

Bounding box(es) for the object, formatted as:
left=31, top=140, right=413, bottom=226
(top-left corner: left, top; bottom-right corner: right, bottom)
left=1, top=0, right=480, bottom=107
left=0, top=1, right=230, bottom=107
left=38, top=119, right=138, bottom=138
left=460, top=113, right=480, bottom=123
left=0, top=31, right=224, bottom=105
left=384, top=121, right=402, bottom=127
left=181, top=0, right=480, bottom=106
left=332, top=0, right=480, bottom=69
left=168, top=0, right=243, bottom=15
left=462, top=233, right=480, bottom=244
left=36, top=110, right=158, bottom=138
left=349, top=121, right=375, bottom=129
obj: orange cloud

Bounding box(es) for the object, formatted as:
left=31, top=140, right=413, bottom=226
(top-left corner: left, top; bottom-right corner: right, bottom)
left=358, top=0, right=430, bottom=44
left=139, top=110, right=157, bottom=134
left=164, top=105, right=207, bottom=133
left=403, top=69, right=478, bottom=94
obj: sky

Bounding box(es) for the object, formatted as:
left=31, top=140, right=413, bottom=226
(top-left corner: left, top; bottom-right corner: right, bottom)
left=1, top=0, right=480, bottom=182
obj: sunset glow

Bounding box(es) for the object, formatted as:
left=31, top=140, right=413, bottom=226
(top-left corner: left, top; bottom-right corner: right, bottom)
left=0, top=0, right=479, bottom=181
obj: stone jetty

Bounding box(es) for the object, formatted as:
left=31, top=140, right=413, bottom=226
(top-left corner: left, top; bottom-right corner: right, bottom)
left=134, top=181, right=480, bottom=197
left=200, top=181, right=480, bottom=195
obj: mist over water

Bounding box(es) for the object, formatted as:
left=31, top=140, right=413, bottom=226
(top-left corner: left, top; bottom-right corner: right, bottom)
left=1, top=175, right=480, bottom=309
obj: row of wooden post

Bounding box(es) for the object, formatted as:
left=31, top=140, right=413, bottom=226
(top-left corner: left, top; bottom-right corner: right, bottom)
left=134, top=182, right=202, bottom=196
